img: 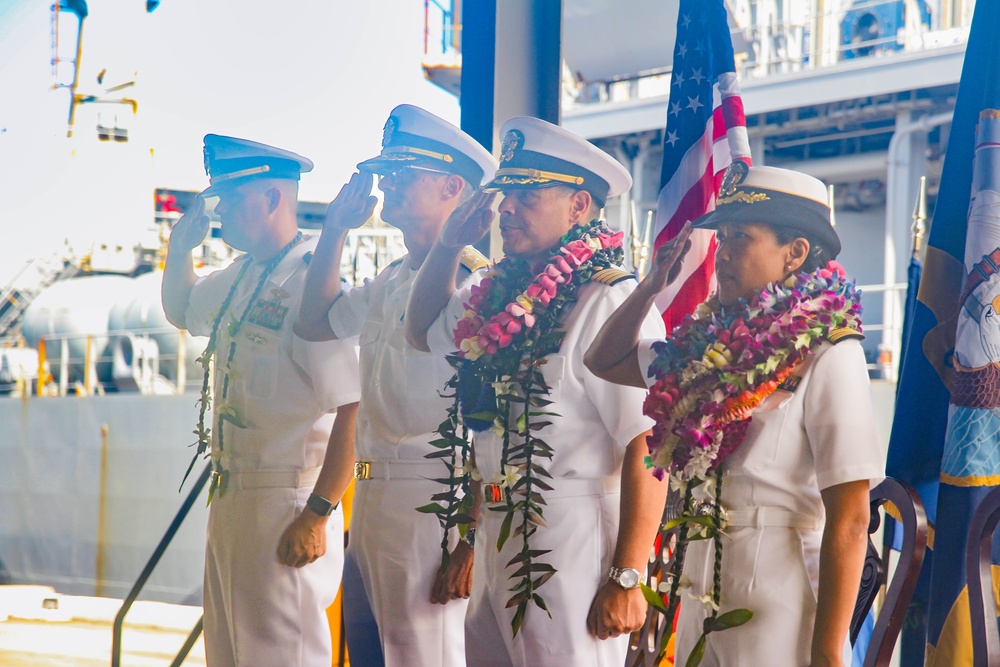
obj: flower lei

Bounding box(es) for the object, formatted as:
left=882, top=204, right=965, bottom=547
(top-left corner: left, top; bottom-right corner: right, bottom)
left=417, top=218, right=624, bottom=636
left=643, top=261, right=862, bottom=662
left=179, top=232, right=303, bottom=502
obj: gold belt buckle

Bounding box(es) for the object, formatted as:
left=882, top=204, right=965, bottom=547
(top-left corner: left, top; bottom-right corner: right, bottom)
left=484, top=483, right=503, bottom=503
left=354, top=461, right=372, bottom=480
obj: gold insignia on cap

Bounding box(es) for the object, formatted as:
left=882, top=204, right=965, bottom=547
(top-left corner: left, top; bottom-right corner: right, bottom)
left=716, top=191, right=770, bottom=206
left=500, top=130, right=523, bottom=164
left=382, top=116, right=399, bottom=149
left=719, top=160, right=749, bottom=197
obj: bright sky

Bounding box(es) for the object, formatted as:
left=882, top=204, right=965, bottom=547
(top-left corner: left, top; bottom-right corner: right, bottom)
left=0, top=0, right=460, bottom=284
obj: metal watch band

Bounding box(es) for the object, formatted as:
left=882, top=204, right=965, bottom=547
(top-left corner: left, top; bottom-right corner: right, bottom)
left=306, top=493, right=338, bottom=516
left=608, top=566, right=642, bottom=589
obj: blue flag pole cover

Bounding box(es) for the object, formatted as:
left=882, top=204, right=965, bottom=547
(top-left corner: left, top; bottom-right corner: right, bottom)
left=886, top=0, right=1000, bottom=662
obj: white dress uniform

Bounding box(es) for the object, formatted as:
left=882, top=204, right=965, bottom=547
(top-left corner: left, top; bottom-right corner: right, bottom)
left=328, top=255, right=481, bottom=667
left=184, top=235, right=361, bottom=667
left=428, top=276, right=666, bottom=667
left=637, top=335, right=885, bottom=666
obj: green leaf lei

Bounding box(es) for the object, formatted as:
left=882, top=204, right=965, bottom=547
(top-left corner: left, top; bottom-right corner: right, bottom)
left=180, top=232, right=303, bottom=503
left=417, top=218, right=625, bottom=636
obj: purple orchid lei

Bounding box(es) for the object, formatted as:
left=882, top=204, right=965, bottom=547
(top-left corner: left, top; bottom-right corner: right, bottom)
left=643, top=260, right=863, bottom=662
left=644, top=260, right=862, bottom=486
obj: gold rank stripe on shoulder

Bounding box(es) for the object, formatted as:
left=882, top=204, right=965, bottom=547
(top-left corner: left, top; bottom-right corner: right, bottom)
left=591, top=268, right=636, bottom=286
left=828, top=326, right=864, bottom=344
left=459, top=246, right=490, bottom=273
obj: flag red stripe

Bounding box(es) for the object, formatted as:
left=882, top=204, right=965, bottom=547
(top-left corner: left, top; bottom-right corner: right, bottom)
left=662, top=244, right=716, bottom=332
left=720, top=95, right=745, bottom=128
left=655, top=159, right=716, bottom=247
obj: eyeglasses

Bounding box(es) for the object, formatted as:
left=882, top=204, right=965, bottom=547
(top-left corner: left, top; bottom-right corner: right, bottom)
left=377, top=165, right=450, bottom=185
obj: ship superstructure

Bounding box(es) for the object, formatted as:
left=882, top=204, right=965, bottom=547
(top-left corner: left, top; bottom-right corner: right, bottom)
left=424, top=0, right=973, bottom=382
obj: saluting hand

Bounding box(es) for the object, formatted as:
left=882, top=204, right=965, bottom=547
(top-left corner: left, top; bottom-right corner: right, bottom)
left=643, top=221, right=694, bottom=293
left=324, top=171, right=377, bottom=234
left=277, top=509, right=327, bottom=568
left=168, top=194, right=211, bottom=254
left=440, top=191, right=497, bottom=249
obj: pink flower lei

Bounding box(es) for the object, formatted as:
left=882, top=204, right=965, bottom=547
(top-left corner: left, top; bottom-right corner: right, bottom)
left=453, top=224, right=624, bottom=361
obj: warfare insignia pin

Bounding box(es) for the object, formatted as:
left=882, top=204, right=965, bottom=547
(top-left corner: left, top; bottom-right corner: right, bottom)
left=500, top=130, right=523, bottom=164
left=271, top=288, right=290, bottom=300
left=245, top=331, right=268, bottom=345
left=720, top=160, right=749, bottom=197
left=382, top=116, right=398, bottom=149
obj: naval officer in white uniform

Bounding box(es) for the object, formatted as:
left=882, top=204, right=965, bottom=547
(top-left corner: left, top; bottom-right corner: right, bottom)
left=404, top=117, right=668, bottom=667
left=294, top=105, right=498, bottom=666
left=162, top=135, right=361, bottom=667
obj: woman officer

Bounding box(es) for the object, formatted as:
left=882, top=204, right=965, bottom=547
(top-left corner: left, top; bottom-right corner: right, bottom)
left=584, top=164, right=885, bottom=666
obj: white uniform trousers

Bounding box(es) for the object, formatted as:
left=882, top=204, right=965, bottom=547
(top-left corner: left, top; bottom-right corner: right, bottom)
left=203, top=483, right=343, bottom=667
left=348, top=476, right=468, bottom=667
left=465, top=489, right=629, bottom=667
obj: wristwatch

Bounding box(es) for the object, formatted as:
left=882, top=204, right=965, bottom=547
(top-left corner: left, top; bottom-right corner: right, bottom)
left=608, top=566, right=642, bottom=590
left=306, top=493, right=339, bottom=517
left=461, top=527, right=477, bottom=548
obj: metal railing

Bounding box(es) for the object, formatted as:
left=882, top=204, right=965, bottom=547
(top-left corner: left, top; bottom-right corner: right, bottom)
left=111, top=463, right=211, bottom=667
left=24, top=327, right=197, bottom=397
left=423, top=0, right=458, bottom=59
left=855, top=280, right=908, bottom=380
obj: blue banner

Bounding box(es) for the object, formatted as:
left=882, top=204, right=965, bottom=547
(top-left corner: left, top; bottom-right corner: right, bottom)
left=886, top=0, right=1000, bottom=662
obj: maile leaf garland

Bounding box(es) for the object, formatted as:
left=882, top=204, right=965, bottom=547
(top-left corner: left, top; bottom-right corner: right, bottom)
left=181, top=232, right=302, bottom=503
left=417, top=218, right=625, bottom=636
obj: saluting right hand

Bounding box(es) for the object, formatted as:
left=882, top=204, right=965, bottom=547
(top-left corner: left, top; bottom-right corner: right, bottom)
left=643, top=221, right=693, bottom=293
left=440, top=190, right=497, bottom=249
left=324, top=171, right=377, bottom=234
left=168, top=194, right=210, bottom=254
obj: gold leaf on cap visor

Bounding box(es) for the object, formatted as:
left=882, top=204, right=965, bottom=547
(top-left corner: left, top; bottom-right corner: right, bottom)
left=488, top=168, right=585, bottom=187
left=383, top=146, right=454, bottom=163
left=716, top=190, right=770, bottom=206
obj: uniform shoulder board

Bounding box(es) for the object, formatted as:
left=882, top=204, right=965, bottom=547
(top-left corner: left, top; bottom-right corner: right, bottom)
left=591, top=268, right=636, bottom=286
left=827, top=326, right=864, bottom=344
left=458, top=246, right=490, bottom=274
left=302, top=251, right=313, bottom=265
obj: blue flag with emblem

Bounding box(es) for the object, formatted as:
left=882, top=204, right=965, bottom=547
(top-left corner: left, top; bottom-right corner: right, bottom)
left=885, top=0, right=1000, bottom=662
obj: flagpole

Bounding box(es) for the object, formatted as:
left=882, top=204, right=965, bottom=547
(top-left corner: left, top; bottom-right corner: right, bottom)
left=637, top=210, right=654, bottom=279
left=629, top=200, right=640, bottom=273
left=911, top=175, right=928, bottom=257
left=827, top=183, right=836, bottom=230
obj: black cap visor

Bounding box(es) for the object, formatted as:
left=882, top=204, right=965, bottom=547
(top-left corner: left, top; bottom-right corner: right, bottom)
left=692, top=187, right=841, bottom=256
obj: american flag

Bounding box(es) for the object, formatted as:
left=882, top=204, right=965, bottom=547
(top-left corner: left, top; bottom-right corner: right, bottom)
left=654, top=0, right=751, bottom=331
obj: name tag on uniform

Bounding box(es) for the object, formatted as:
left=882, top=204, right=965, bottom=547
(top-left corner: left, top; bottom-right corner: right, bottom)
left=777, top=374, right=802, bottom=393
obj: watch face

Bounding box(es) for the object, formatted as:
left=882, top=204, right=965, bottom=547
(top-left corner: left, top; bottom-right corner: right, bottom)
left=619, top=569, right=641, bottom=588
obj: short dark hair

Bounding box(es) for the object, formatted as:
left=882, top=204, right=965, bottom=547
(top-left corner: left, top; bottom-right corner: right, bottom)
left=770, top=224, right=835, bottom=273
